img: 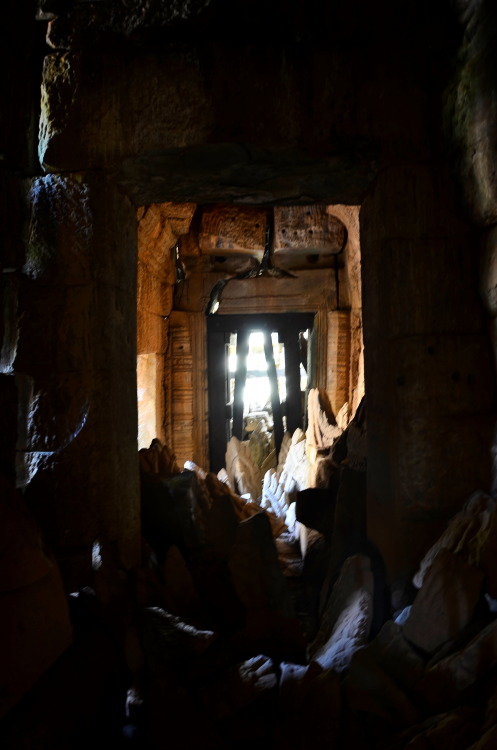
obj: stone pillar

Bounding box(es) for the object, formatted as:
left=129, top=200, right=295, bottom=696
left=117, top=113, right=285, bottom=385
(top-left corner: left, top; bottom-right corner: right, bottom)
left=136, top=202, right=194, bottom=450
left=361, top=164, right=497, bottom=600
left=15, top=172, right=140, bottom=591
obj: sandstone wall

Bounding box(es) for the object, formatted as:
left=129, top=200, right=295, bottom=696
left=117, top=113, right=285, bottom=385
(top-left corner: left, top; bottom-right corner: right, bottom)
left=15, top=173, right=141, bottom=589
left=361, top=164, right=497, bottom=594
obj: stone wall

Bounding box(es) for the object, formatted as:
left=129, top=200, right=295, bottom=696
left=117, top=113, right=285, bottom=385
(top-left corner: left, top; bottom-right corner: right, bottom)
left=6, top=0, right=497, bottom=603
left=15, top=173, right=141, bottom=590
left=361, top=164, right=497, bottom=596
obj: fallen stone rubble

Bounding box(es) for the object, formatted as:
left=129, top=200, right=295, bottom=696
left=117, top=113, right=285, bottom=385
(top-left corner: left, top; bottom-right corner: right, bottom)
left=125, top=437, right=497, bottom=749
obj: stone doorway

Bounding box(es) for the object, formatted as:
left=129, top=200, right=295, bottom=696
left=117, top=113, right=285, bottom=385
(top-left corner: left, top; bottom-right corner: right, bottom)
left=207, top=312, right=315, bottom=473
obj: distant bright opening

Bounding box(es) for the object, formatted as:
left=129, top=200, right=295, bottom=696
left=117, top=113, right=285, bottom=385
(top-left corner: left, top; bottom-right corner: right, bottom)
left=228, top=330, right=308, bottom=420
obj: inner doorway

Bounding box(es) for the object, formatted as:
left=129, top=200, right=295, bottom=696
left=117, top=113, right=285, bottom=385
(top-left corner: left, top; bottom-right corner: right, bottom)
left=207, top=313, right=315, bottom=472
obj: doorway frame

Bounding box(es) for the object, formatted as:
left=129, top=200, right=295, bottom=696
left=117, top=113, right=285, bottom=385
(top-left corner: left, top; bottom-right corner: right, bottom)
left=207, top=312, right=315, bottom=472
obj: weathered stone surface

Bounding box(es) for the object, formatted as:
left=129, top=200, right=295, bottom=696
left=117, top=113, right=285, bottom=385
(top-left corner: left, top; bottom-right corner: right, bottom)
left=319, top=467, right=368, bottom=596
left=197, top=472, right=240, bottom=558
left=17, top=173, right=140, bottom=586
left=385, top=707, right=482, bottom=750
left=345, top=646, right=421, bottom=728
left=277, top=662, right=342, bottom=750
left=138, top=606, right=217, bottom=669
left=198, top=655, right=277, bottom=720
left=146, top=671, right=222, bottom=750
left=413, top=490, right=495, bottom=589
left=309, top=554, right=373, bottom=672
left=273, top=205, right=347, bottom=254
left=46, top=0, right=213, bottom=49
left=39, top=49, right=214, bottom=174
left=414, top=617, right=497, bottom=710
left=162, top=545, right=205, bottom=618
left=199, top=205, right=266, bottom=257
left=0, top=477, right=52, bottom=591
left=0, top=560, right=73, bottom=719
left=305, top=388, right=342, bottom=476
left=444, top=4, right=497, bottom=227
left=228, top=513, right=292, bottom=618
left=0, top=627, right=121, bottom=749
left=296, top=487, right=337, bottom=538
left=403, top=548, right=484, bottom=655
left=117, top=144, right=378, bottom=208
left=362, top=165, right=497, bottom=590
left=225, top=435, right=262, bottom=503
left=362, top=619, right=427, bottom=696
left=140, top=470, right=202, bottom=565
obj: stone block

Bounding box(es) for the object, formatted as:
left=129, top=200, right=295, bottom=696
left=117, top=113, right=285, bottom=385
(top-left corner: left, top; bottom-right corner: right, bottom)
left=403, top=548, right=484, bottom=655
left=385, top=707, right=482, bottom=750
left=24, top=174, right=93, bottom=285
left=40, top=49, right=214, bottom=173
left=0, top=478, right=52, bottom=592
left=273, top=205, right=346, bottom=254
left=198, top=655, right=277, bottom=720
left=162, top=545, right=206, bottom=618
left=138, top=606, right=217, bottom=671
left=414, top=618, right=497, bottom=710
left=278, top=662, right=342, bottom=750
left=412, top=491, right=495, bottom=589
left=363, top=620, right=426, bottom=693
left=296, top=487, right=337, bottom=538
left=137, top=308, right=166, bottom=355
left=446, top=47, right=497, bottom=226
left=392, top=333, right=496, bottom=417
left=345, top=646, right=420, bottom=728
left=0, top=628, right=121, bottom=748
left=228, top=513, right=293, bottom=618
left=199, top=205, right=266, bottom=256
left=310, top=554, right=373, bottom=673
left=0, top=562, right=73, bottom=719
left=391, top=412, right=494, bottom=518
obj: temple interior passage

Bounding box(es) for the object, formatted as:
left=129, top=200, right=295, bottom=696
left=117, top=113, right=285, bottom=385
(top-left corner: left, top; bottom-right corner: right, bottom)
left=3, top=0, right=497, bottom=747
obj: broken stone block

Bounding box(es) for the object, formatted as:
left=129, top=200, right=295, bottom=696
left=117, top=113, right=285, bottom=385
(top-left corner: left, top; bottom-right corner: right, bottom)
left=140, top=469, right=202, bottom=564
left=199, top=204, right=266, bottom=257
left=414, top=617, right=497, bottom=710
left=228, top=512, right=293, bottom=618
left=138, top=607, right=218, bottom=672
left=162, top=544, right=206, bottom=618
left=226, top=512, right=306, bottom=662
left=309, top=554, right=373, bottom=673
left=318, top=467, right=368, bottom=605
left=345, top=646, right=421, bottom=729
left=295, top=484, right=338, bottom=538
left=225, top=435, right=262, bottom=502
left=364, top=620, right=426, bottom=696
left=139, top=438, right=181, bottom=478
left=306, top=387, right=339, bottom=447
left=276, top=661, right=342, bottom=750
left=198, top=473, right=240, bottom=558
left=0, top=477, right=52, bottom=592
left=278, top=429, right=310, bottom=500
left=413, top=490, right=495, bottom=589
left=146, top=670, right=223, bottom=750
left=384, top=706, right=482, bottom=750
left=403, top=547, right=484, bottom=655
left=0, top=479, right=73, bottom=719
left=198, top=655, right=277, bottom=720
